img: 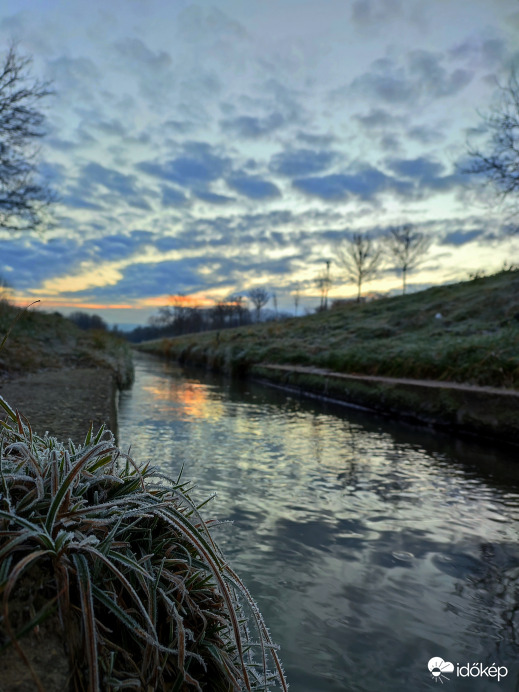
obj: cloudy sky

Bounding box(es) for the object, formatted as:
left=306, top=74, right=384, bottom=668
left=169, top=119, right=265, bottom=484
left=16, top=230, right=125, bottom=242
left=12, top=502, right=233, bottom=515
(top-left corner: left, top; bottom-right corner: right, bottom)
left=1, top=0, right=519, bottom=326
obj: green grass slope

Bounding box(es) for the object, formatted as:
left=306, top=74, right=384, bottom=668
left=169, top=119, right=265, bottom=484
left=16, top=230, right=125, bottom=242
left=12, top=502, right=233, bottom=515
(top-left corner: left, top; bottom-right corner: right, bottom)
left=139, top=268, right=519, bottom=389
left=0, top=301, right=133, bottom=387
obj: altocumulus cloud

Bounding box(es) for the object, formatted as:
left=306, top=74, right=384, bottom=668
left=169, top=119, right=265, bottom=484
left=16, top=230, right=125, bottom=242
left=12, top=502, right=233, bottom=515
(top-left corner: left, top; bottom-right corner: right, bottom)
left=0, top=0, right=515, bottom=315
left=136, top=142, right=231, bottom=191
left=269, top=148, right=338, bottom=177
left=441, top=229, right=484, bottom=246
left=1, top=237, right=88, bottom=289
left=386, top=156, right=466, bottom=193
left=161, top=186, right=188, bottom=207
left=346, top=50, right=472, bottom=107
left=387, top=156, right=444, bottom=180
left=66, top=258, right=207, bottom=300
left=227, top=173, right=281, bottom=200
left=194, top=190, right=235, bottom=205
left=293, top=166, right=413, bottom=202
left=69, top=162, right=153, bottom=211
left=220, top=112, right=286, bottom=139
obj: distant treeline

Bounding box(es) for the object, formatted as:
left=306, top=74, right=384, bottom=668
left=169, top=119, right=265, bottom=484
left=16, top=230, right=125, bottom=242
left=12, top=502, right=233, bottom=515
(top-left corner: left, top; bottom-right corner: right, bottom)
left=65, top=301, right=264, bottom=343
left=67, top=311, right=109, bottom=331
left=126, top=301, right=254, bottom=343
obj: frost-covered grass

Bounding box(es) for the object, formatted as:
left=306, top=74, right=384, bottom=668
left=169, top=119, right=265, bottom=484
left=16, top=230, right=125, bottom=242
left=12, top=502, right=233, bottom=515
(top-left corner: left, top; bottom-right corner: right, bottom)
left=0, top=300, right=133, bottom=387
left=139, top=268, right=519, bottom=388
left=0, top=396, right=287, bottom=691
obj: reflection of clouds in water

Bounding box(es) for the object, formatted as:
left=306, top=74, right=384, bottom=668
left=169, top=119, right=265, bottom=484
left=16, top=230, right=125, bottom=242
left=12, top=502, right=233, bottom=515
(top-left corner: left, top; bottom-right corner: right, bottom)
left=141, top=378, right=224, bottom=421
left=119, top=354, right=519, bottom=692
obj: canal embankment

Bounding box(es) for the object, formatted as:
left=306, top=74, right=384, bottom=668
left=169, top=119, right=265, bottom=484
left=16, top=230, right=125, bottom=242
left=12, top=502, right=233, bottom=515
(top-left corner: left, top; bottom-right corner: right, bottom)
left=251, top=363, right=519, bottom=445
left=136, top=269, right=519, bottom=445
left=0, top=302, right=133, bottom=442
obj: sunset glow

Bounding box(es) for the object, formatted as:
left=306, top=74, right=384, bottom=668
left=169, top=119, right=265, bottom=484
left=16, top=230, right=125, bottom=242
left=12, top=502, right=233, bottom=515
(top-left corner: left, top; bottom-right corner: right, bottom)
left=0, top=0, right=518, bottom=325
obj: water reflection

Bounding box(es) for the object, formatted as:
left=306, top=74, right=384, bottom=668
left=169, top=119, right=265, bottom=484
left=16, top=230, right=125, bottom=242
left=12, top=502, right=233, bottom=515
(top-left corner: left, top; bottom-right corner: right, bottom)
left=119, top=353, right=519, bottom=691
left=142, top=379, right=224, bottom=420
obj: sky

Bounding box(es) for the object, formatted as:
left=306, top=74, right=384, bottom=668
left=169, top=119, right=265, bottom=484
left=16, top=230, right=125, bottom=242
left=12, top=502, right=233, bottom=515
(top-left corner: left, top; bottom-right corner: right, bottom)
left=1, top=0, right=519, bottom=326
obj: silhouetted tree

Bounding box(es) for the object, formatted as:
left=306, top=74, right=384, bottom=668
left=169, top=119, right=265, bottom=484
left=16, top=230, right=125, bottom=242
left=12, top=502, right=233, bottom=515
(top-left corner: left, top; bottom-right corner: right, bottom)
left=292, top=282, right=301, bottom=316
left=386, top=224, right=431, bottom=294
left=68, top=312, right=107, bottom=331
left=247, top=287, right=270, bottom=321
left=338, top=232, right=382, bottom=302
left=316, top=259, right=332, bottom=310
left=141, top=294, right=252, bottom=342
left=227, top=293, right=250, bottom=326
left=0, top=45, right=54, bottom=231
left=465, top=67, right=519, bottom=216
left=151, top=296, right=207, bottom=335
left=210, top=300, right=231, bottom=330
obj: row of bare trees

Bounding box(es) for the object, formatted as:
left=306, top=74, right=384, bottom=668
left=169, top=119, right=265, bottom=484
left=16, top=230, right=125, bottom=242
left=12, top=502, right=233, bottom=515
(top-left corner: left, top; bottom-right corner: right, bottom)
left=336, top=224, right=431, bottom=302
left=1, top=43, right=519, bottom=329
left=128, top=289, right=275, bottom=342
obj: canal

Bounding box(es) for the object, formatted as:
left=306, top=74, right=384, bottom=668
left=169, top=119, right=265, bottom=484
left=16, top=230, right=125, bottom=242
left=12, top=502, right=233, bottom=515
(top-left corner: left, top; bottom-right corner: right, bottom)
left=118, top=352, right=519, bottom=691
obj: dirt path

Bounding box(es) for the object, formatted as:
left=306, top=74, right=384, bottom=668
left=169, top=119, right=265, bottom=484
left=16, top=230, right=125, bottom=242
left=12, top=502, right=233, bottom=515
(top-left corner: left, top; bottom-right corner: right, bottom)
left=0, top=367, right=117, bottom=444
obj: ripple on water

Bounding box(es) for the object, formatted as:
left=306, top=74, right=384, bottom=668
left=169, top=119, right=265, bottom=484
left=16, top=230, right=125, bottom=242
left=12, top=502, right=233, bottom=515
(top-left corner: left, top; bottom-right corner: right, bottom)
left=118, top=354, right=519, bottom=692
left=392, top=551, right=415, bottom=562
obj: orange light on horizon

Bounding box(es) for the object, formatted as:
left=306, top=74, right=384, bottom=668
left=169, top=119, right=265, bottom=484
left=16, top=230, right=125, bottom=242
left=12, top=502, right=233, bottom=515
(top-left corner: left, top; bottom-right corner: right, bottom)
left=165, top=294, right=216, bottom=308
left=9, top=291, right=224, bottom=313
left=10, top=297, right=136, bottom=311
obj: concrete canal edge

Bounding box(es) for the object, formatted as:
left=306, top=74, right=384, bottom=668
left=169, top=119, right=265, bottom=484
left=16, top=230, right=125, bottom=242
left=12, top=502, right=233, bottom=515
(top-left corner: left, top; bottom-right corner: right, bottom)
left=251, top=364, right=519, bottom=446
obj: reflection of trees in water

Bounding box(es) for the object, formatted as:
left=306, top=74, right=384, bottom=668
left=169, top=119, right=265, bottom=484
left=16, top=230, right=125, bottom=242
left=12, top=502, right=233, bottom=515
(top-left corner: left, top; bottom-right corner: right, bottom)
left=321, top=418, right=361, bottom=489
left=309, top=412, right=324, bottom=466
left=336, top=432, right=418, bottom=503
left=443, top=541, right=519, bottom=660
left=337, top=455, right=359, bottom=491
left=470, top=542, right=519, bottom=652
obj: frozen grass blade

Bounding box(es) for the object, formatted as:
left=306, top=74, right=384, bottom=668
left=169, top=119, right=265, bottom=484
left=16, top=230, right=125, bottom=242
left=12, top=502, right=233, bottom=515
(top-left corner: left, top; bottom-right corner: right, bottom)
left=0, top=401, right=287, bottom=690
left=0, top=395, right=17, bottom=423
left=72, top=553, right=100, bottom=692
left=0, top=300, right=40, bottom=353
left=2, top=549, right=52, bottom=692
left=44, top=442, right=117, bottom=534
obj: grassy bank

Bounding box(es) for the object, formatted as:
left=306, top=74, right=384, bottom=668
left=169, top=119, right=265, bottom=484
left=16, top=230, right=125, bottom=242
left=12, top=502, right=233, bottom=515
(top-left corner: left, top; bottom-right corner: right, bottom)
left=0, top=301, right=133, bottom=388
left=138, top=268, right=519, bottom=390
left=0, top=394, right=287, bottom=691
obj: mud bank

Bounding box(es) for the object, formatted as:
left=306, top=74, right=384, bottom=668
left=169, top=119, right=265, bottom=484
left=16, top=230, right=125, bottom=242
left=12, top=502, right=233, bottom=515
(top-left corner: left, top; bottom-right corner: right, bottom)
left=0, top=366, right=118, bottom=443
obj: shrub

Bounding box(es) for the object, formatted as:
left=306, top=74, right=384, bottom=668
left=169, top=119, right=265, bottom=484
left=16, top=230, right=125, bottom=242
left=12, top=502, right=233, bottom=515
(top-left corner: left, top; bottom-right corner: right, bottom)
left=0, top=396, right=287, bottom=691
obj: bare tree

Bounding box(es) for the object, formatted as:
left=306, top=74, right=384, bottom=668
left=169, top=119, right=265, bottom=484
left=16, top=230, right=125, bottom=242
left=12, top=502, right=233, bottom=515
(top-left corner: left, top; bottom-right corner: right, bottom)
left=272, top=291, right=278, bottom=319
left=247, top=287, right=270, bottom=322
left=227, top=293, right=249, bottom=326
left=210, top=300, right=230, bottom=330
left=292, top=282, right=301, bottom=316
left=316, top=259, right=332, bottom=310
left=386, top=224, right=431, bottom=294
left=465, top=67, right=519, bottom=215
left=0, top=45, right=54, bottom=231
left=337, top=232, right=382, bottom=302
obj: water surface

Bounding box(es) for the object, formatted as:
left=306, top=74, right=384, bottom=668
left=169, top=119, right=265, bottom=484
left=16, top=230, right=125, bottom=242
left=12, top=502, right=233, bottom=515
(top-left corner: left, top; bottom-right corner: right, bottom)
left=118, top=353, right=519, bottom=691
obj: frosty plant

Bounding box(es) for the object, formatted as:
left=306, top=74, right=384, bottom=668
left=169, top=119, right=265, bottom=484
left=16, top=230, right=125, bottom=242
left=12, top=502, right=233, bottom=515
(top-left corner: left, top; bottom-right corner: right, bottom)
left=0, top=395, right=288, bottom=691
